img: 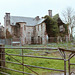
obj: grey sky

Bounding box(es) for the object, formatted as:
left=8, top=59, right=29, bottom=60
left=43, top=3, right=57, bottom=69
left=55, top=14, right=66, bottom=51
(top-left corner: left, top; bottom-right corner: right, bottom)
left=0, top=0, right=75, bottom=25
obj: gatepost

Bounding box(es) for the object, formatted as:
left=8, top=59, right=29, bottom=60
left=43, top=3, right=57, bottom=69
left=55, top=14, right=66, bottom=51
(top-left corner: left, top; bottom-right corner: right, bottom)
left=0, top=44, right=5, bottom=67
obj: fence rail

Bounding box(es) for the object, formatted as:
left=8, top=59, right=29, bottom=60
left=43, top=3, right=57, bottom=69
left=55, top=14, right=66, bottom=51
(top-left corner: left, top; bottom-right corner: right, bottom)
left=0, top=47, right=75, bottom=75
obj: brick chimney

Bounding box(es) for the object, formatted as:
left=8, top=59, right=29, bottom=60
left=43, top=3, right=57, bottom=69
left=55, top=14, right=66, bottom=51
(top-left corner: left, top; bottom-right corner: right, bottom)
left=35, top=16, right=40, bottom=20
left=48, top=10, right=52, bottom=17
left=5, top=13, right=10, bottom=26
left=5, top=13, right=10, bottom=20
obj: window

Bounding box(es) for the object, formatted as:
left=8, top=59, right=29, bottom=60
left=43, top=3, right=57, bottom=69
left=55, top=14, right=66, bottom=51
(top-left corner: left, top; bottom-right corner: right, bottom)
left=38, top=25, right=39, bottom=31
left=31, top=37, right=34, bottom=44
left=24, top=25, right=26, bottom=30
left=59, top=25, right=63, bottom=32
left=35, top=27, right=36, bottom=31
left=25, top=37, right=26, bottom=43
left=0, top=28, right=2, bottom=31
left=41, top=24, right=42, bottom=30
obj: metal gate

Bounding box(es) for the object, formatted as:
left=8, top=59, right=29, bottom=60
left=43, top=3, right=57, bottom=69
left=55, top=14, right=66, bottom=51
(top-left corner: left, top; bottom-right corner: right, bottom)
left=0, top=46, right=75, bottom=75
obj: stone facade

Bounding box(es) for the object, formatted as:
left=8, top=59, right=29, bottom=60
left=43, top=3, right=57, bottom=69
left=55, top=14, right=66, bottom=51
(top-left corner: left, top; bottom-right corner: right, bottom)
left=34, top=23, right=47, bottom=44
left=4, top=13, right=48, bottom=45
left=0, top=25, right=4, bottom=39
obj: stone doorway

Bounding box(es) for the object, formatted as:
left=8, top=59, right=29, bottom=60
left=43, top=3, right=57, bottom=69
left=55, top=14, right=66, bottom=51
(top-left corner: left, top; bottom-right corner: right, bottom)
left=13, top=23, right=20, bottom=38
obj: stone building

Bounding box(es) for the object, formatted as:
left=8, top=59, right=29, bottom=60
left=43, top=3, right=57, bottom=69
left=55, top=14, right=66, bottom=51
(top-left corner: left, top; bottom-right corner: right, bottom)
left=4, top=13, right=48, bottom=45
left=0, top=23, right=4, bottom=39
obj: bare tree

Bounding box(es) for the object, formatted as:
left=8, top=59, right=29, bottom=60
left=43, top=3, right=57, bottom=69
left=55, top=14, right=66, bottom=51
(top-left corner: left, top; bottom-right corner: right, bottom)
left=62, top=7, right=75, bottom=38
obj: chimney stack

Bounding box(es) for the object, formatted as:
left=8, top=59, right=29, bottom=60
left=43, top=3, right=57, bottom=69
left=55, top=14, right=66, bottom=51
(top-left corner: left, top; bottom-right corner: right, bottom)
left=35, top=16, right=40, bottom=20
left=48, top=10, right=52, bottom=17
left=5, top=13, right=10, bottom=26
left=5, top=13, right=10, bottom=20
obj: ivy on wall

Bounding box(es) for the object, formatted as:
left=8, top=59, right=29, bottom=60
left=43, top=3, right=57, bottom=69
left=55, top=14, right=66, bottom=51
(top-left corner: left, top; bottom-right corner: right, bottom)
left=44, top=15, right=68, bottom=37
left=6, top=29, right=12, bottom=38
left=44, top=15, right=59, bottom=37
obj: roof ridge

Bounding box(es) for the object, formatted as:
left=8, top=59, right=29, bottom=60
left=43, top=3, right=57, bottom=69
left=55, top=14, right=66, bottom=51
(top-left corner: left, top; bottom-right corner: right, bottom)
left=10, top=16, right=35, bottom=19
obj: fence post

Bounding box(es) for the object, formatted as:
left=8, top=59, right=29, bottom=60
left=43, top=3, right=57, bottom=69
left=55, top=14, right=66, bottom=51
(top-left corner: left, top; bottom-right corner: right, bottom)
left=22, top=49, right=24, bottom=75
left=68, top=56, right=71, bottom=75
left=63, top=51, right=66, bottom=75
left=0, top=44, right=5, bottom=67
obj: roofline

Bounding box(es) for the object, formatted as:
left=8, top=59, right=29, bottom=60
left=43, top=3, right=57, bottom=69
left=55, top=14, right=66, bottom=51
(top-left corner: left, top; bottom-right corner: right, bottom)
left=10, top=16, right=35, bottom=19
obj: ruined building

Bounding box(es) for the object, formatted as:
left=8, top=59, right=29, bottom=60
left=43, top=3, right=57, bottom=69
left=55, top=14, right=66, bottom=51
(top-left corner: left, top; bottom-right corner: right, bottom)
left=4, top=9, right=68, bottom=45
left=4, top=11, right=51, bottom=45
left=0, top=23, right=4, bottom=39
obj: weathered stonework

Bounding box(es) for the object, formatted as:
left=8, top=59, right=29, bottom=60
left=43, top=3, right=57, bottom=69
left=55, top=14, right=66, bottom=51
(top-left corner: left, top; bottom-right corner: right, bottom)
left=4, top=13, right=48, bottom=45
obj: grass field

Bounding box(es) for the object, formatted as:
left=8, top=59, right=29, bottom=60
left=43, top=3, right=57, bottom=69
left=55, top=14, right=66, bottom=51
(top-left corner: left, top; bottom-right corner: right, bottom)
left=0, top=42, right=75, bottom=75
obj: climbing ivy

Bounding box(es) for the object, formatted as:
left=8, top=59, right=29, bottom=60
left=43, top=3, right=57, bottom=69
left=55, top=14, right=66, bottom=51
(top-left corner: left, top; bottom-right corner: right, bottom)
left=44, top=15, right=59, bottom=37
left=44, top=15, right=68, bottom=37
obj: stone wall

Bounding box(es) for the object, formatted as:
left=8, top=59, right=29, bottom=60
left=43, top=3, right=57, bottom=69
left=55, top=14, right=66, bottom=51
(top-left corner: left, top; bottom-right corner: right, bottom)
left=4, top=13, right=48, bottom=45
left=34, top=22, right=48, bottom=44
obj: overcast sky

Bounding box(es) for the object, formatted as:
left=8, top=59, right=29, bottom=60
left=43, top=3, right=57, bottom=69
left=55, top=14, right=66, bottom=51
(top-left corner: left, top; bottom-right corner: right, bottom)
left=0, top=0, right=75, bottom=25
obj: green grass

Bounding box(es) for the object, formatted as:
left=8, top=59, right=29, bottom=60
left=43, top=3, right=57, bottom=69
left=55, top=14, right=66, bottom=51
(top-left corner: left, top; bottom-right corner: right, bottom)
left=1, top=43, right=75, bottom=75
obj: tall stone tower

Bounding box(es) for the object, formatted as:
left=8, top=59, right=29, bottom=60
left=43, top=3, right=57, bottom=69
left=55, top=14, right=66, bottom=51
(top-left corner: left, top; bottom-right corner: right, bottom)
left=4, top=13, right=10, bottom=38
